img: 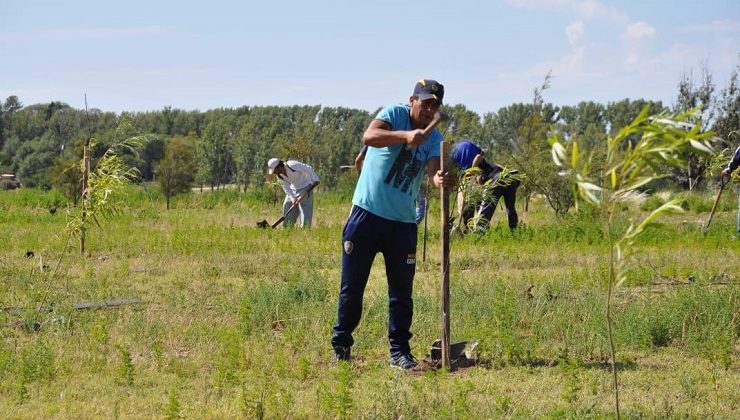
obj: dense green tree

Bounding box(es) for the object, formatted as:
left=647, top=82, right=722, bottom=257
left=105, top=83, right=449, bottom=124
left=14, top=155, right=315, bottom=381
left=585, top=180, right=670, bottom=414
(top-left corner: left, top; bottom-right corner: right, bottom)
left=169, top=110, right=204, bottom=137
left=480, top=103, right=534, bottom=154
left=139, top=137, right=166, bottom=181
left=0, top=95, right=23, bottom=153
left=6, top=104, right=47, bottom=147
left=2, top=59, right=735, bottom=207
left=441, top=104, right=482, bottom=143
left=711, top=64, right=740, bottom=147
left=200, top=114, right=237, bottom=189
left=673, top=64, right=716, bottom=190
left=160, top=106, right=174, bottom=135
left=157, top=136, right=196, bottom=209
left=559, top=101, right=606, bottom=140
left=604, top=99, right=665, bottom=137
left=3, top=96, right=23, bottom=129
left=233, top=115, right=266, bottom=191
left=479, top=102, right=558, bottom=155
left=510, top=78, right=572, bottom=215
left=51, top=157, right=83, bottom=206
left=0, top=105, right=4, bottom=151
left=15, top=133, right=62, bottom=188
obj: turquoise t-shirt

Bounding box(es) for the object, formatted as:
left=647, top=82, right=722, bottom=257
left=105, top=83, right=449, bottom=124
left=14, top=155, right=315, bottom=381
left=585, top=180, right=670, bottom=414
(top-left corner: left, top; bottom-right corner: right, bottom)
left=352, top=103, right=443, bottom=223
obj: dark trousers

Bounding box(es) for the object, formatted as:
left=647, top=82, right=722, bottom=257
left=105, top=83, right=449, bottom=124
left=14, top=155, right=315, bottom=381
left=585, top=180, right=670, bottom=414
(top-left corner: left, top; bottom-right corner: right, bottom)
left=331, top=206, right=417, bottom=356
left=463, top=179, right=520, bottom=229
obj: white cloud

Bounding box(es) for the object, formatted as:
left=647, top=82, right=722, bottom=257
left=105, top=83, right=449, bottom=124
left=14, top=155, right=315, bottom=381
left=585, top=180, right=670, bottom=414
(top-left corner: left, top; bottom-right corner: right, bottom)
left=622, top=21, right=656, bottom=67
left=624, top=21, right=656, bottom=40
left=680, top=20, right=740, bottom=33
left=656, top=43, right=694, bottom=66
left=0, top=26, right=171, bottom=43
left=505, top=0, right=628, bottom=23
left=565, top=21, right=585, bottom=48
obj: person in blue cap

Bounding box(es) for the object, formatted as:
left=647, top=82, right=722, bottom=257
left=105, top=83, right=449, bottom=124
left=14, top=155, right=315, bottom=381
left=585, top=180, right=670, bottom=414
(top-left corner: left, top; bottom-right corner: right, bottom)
left=331, top=79, right=455, bottom=370
left=450, top=140, right=521, bottom=231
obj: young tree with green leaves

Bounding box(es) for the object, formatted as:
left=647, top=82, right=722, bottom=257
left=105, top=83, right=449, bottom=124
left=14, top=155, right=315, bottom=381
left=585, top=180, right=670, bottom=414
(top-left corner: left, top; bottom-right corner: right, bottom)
left=501, top=73, right=574, bottom=215
left=549, top=107, right=714, bottom=419
left=67, top=119, right=146, bottom=254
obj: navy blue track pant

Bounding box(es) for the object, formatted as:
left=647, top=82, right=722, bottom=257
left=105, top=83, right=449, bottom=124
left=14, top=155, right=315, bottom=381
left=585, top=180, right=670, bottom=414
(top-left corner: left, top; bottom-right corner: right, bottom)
left=331, top=206, right=417, bottom=356
left=479, top=179, right=520, bottom=229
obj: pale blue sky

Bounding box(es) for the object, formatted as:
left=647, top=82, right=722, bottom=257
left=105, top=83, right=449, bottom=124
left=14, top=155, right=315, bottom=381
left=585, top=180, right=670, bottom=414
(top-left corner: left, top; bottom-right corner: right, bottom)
left=1, top=0, right=738, bottom=115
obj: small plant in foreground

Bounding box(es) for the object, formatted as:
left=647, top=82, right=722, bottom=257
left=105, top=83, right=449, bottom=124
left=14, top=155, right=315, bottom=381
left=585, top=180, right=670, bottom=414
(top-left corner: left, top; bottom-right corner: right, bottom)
left=241, top=386, right=266, bottom=419
left=317, top=362, right=354, bottom=419
left=164, top=389, right=182, bottom=420
left=117, top=345, right=134, bottom=386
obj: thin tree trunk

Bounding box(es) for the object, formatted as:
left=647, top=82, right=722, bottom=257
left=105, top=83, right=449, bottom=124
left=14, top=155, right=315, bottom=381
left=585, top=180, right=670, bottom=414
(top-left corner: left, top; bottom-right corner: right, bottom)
left=605, top=215, right=621, bottom=420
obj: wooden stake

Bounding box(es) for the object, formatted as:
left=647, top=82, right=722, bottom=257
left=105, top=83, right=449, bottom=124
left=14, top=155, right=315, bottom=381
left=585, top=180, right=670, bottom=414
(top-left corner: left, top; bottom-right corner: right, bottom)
left=80, top=143, right=89, bottom=254
left=422, top=180, right=429, bottom=262
left=81, top=93, right=91, bottom=255
left=440, top=141, right=451, bottom=369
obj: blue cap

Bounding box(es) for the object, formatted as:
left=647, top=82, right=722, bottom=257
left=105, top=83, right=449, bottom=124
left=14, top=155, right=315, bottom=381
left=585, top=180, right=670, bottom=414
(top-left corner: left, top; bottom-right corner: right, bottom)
left=450, top=141, right=482, bottom=170
left=413, top=79, right=444, bottom=104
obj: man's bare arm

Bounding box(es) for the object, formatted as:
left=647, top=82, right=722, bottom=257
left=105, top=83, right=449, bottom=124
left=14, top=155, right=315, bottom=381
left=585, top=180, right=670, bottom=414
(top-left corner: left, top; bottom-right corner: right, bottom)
left=363, top=120, right=427, bottom=149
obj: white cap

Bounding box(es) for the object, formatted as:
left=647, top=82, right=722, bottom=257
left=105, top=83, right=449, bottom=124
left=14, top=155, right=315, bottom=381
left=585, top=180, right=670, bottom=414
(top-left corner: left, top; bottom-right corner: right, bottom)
left=267, top=158, right=280, bottom=174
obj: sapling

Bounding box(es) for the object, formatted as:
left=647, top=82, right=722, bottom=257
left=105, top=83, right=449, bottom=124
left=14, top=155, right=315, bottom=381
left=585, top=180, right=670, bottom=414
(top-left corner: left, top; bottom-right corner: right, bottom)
left=34, top=118, right=150, bottom=307
left=549, top=106, right=714, bottom=419
left=36, top=118, right=146, bottom=310
left=68, top=119, right=146, bottom=252
left=453, top=166, right=526, bottom=234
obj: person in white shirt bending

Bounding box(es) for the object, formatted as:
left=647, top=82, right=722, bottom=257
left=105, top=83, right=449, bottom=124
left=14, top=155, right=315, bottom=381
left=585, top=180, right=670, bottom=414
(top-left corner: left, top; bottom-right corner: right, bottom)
left=267, top=158, right=320, bottom=227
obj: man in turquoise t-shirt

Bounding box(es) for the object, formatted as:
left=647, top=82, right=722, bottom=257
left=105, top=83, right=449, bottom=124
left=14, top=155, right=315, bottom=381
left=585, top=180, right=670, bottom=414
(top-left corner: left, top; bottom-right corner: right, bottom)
left=332, top=79, right=455, bottom=370
left=354, top=144, right=427, bottom=224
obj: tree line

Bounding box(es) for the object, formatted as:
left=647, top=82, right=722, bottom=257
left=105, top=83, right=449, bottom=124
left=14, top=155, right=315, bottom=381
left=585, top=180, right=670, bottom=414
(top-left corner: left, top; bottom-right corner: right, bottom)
left=1, top=64, right=737, bottom=211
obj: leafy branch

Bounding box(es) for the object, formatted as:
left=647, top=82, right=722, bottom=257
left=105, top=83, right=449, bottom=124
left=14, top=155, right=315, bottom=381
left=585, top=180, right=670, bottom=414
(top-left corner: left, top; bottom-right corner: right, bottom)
left=453, top=166, right=526, bottom=234
left=66, top=119, right=146, bottom=244
left=549, top=106, right=715, bottom=419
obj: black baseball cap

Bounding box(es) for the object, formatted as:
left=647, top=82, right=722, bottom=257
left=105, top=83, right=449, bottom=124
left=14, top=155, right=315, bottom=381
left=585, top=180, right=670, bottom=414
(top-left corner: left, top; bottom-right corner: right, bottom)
left=413, top=79, right=444, bottom=104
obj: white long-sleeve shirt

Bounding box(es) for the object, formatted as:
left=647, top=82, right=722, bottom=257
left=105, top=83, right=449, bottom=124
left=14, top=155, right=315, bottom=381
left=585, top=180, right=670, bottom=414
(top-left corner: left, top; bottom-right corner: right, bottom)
left=277, top=160, right=320, bottom=199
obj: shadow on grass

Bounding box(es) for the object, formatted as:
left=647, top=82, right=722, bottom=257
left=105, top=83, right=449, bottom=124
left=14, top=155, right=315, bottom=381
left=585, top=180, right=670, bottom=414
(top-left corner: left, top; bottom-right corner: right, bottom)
left=414, top=356, right=637, bottom=374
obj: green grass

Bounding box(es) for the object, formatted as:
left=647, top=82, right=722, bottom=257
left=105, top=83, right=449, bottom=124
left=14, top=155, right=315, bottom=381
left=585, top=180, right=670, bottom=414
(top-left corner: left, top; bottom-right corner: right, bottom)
left=0, top=186, right=738, bottom=417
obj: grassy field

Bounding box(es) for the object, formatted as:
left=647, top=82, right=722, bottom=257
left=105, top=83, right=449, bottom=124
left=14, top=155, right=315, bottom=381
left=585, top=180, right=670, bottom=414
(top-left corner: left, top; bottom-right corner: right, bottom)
left=1, top=185, right=739, bottom=418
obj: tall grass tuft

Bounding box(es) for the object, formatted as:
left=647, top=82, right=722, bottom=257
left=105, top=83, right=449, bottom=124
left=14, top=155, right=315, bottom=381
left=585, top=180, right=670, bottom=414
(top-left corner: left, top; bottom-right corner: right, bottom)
left=164, top=389, right=182, bottom=420
left=317, top=362, right=355, bottom=419
left=116, top=345, right=134, bottom=386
